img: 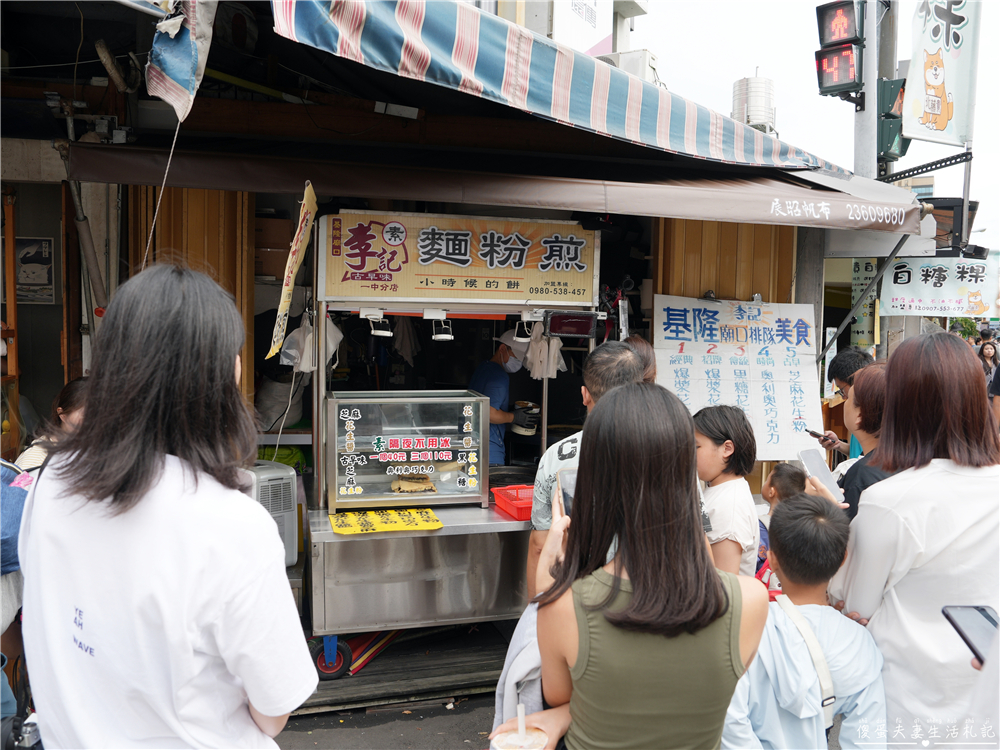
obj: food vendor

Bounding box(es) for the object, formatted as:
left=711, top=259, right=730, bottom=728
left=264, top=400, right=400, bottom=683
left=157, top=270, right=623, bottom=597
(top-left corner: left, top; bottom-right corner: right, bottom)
left=469, top=330, right=533, bottom=465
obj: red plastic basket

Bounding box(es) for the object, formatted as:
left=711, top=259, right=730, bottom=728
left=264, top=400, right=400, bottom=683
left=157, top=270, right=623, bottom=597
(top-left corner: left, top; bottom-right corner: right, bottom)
left=493, top=484, right=533, bottom=521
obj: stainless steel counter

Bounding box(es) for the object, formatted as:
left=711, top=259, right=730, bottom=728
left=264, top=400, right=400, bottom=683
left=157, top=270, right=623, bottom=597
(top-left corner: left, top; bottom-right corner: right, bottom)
left=309, top=506, right=531, bottom=635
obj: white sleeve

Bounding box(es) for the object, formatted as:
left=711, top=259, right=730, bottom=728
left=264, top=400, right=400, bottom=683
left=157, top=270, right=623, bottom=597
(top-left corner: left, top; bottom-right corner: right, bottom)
left=212, top=530, right=318, bottom=716
left=828, top=502, right=920, bottom=620
left=721, top=673, right=763, bottom=750
left=836, top=677, right=888, bottom=750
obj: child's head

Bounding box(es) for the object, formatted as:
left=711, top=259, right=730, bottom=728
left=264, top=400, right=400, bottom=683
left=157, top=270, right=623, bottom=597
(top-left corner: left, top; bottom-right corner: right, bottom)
left=693, top=405, right=756, bottom=483
left=768, top=493, right=850, bottom=586
left=761, top=463, right=807, bottom=506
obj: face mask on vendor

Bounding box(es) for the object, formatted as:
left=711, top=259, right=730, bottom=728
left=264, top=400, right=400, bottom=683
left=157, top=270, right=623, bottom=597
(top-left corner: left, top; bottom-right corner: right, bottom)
left=502, top=345, right=523, bottom=373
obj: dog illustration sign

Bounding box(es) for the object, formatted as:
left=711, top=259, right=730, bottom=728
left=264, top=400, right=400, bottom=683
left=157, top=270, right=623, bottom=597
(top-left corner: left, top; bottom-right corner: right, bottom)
left=902, top=0, right=981, bottom=146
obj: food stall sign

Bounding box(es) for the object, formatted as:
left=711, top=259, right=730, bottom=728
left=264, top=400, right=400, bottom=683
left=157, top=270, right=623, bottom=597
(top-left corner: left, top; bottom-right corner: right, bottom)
left=319, top=211, right=599, bottom=306
left=652, top=294, right=825, bottom=461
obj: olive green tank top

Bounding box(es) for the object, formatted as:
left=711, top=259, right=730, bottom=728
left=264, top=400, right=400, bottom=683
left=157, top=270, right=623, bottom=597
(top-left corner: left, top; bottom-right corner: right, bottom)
left=564, top=569, right=744, bottom=750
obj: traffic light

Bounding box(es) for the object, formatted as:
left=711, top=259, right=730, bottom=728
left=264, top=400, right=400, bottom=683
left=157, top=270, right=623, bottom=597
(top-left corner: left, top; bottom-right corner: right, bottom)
left=877, top=78, right=910, bottom=161
left=815, top=1, right=864, bottom=96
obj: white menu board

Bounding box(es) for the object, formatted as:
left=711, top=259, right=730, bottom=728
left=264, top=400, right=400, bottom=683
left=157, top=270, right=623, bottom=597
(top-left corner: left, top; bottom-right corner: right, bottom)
left=652, top=295, right=824, bottom=461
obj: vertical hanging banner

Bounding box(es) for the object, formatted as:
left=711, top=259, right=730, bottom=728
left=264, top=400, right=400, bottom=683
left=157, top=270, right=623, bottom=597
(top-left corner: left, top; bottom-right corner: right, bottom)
left=850, top=258, right=877, bottom=351
left=145, top=0, right=219, bottom=122
left=901, top=0, right=981, bottom=146
left=267, top=182, right=318, bottom=359
left=652, top=295, right=824, bottom=461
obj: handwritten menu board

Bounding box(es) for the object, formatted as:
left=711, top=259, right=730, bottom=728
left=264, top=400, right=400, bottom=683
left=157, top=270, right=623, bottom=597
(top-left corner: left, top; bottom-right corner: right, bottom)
left=652, top=295, right=824, bottom=461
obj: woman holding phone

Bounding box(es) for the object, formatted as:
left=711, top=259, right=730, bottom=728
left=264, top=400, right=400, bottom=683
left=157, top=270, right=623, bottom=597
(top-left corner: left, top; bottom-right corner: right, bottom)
left=493, top=383, right=768, bottom=749
left=829, top=332, right=999, bottom=733
left=18, top=265, right=317, bottom=747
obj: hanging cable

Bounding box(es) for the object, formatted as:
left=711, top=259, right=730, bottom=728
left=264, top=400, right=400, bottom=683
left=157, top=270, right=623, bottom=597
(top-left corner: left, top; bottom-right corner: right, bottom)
left=72, top=2, right=84, bottom=101
left=141, top=119, right=182, bottom=270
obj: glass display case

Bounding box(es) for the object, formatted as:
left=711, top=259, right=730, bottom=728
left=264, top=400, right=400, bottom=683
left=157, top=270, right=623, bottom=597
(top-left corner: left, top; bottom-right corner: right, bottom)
left=326, top=390, right=490, bottom=512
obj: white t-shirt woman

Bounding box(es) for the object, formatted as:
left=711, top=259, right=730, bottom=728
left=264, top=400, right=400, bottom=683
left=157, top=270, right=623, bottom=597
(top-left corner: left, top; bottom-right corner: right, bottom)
left=702, top=477, right=760, bottom=577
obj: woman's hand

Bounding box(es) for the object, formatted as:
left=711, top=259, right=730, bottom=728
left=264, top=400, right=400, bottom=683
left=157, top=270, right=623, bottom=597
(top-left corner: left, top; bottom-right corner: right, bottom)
left=804, top=476, right=849, bottom=510
left=535, top=484, right=571, bottom=596
left=833, top=599, right=869, bottom=626
left=818, top=430, right=841, bottom=451
left=489, top=704, right=571, bottom=750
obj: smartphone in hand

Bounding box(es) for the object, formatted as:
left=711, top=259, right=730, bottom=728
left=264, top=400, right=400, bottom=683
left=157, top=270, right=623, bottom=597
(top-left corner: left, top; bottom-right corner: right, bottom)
left=798, top=448, right=846, bottom=504
left=943, top=605, right=998, bottom=664
left=806, top=428, right=826, bottom=439
left=556, top=468, right=577, bottom=517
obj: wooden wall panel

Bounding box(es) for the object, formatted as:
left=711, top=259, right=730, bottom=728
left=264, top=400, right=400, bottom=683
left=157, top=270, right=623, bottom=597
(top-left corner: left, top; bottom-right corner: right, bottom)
left=126, top=186, right=254, bottom=397
left=651, top=217, right=796, bottom=304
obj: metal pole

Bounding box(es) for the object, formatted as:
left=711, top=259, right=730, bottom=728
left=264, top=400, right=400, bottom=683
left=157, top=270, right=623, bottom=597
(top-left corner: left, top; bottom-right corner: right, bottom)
left=960, top=141, right=972, bottom=245
left=816, top=234, right=909, bottom=363
left=541, top=375, right=549, bottom=453
left=854, top=0, right=879, bottom=178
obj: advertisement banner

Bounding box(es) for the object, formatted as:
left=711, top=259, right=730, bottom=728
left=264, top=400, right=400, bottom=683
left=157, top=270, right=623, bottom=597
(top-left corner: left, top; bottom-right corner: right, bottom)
left=321, top=211, right=598, bottom=306
left=15, top=237, right=55, bottom=304
left=851, top=258, right=877, bottom=349
left=901, top=0, right=982, bottom=146
left=879, top=252, right=999, bottom=317
left=266, top=181, right=317, bottom=359
left=652, top=295, right=824, bottom=461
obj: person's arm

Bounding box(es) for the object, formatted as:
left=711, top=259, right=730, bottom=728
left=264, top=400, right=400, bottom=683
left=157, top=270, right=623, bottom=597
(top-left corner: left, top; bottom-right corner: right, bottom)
left=721, top=674, right=763, bottom=750
left=993, top=394, right=1000, bottom=424
left=835, top=678, right=888, bottom=750
left=526, top=530, right=549, bottom=600
left=249, top=704, right=290, bottom=738
left=489, top=406, right=514, bottom=425
left=736, top=575, right=769, bottom=669
left=711, top=539, right=743, bottom=576
left=537, top=586, right=577, bottom=708
left=828, top=502, right=916, bottom=621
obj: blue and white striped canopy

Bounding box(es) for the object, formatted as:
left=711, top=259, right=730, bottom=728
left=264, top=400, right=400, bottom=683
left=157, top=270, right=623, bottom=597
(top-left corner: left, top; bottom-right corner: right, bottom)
left=271, top=0, right=848, bottom=175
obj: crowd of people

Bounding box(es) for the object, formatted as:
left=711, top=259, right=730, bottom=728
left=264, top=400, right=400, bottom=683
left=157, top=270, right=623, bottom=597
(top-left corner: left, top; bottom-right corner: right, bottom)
left=494, top=333, right=999, bottom=749
left=1, top=263, right=997, bottom=749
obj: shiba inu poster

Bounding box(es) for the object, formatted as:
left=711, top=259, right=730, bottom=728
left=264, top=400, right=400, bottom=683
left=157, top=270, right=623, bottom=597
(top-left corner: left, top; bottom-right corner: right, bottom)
left=902, top=0, right=982, bottom=146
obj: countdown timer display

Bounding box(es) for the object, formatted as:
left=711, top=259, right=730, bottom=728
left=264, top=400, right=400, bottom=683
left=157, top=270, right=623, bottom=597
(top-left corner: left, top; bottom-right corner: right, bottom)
left=815, top=43, right=862, bottom=95
left=816, top=1, right=860, bottom=47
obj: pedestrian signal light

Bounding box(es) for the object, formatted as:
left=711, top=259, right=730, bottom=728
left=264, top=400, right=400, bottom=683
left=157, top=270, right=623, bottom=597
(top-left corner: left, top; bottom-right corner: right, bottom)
left=877, top=78, right=910, bottom=160
left=817, top=1, right=861, bottom=47
left=815, top=44, right=862, bottom=95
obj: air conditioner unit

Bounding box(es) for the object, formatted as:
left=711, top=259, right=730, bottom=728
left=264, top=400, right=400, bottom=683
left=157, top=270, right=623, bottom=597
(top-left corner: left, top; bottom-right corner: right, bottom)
left=597, top=50, right=659, bottom=85
left=244, top=460, right=298, bottom=567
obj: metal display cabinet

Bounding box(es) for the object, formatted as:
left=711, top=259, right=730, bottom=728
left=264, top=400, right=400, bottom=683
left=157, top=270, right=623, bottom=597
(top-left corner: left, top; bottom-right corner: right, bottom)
left=325, top=390, right=490, bottom=513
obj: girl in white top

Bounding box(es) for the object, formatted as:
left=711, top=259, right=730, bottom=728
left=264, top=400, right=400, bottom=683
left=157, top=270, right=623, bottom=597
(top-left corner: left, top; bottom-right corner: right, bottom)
left=829, top=332, right=1000, bottom=733
left=694, top=405, right=760, bottom=576
left=18, top=266, right=317, bottom=748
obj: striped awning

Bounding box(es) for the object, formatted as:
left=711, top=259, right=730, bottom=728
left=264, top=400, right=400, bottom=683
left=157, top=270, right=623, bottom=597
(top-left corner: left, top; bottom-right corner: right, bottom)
left=270, top=0, right=849, bottom=175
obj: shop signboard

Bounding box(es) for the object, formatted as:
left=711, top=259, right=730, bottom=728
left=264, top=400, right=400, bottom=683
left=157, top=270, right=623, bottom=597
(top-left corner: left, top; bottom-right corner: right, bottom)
left=652, top=295, right=824, bottom=461
left=901, top=0, right=982, bottom=147
left=878, top=252, right=999, bottom=318
left=320, top=211, right=598, bottom=306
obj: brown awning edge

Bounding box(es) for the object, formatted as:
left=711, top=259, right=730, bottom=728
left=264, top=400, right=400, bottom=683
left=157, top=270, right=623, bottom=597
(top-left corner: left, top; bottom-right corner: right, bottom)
left=68, top=143, right=922, bottom=235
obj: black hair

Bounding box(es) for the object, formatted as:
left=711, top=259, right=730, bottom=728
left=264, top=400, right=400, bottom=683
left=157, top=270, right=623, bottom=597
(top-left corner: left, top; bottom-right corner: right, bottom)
left=537, top=383, right=727, bottom=637
left=980, top=328, right=994, bottom=342
left=49, top=264, right=258, bottom=513
left=33, top=377, right=88, bottom=443
left=769, top=493, right=850, bottom=585
left=582, top=341, right=645, bottom=402
left=767, top=462, right=806, bottom=501
left=692, top=405, right=757, bottom=477
left=827, top=346, right=874, bottom=384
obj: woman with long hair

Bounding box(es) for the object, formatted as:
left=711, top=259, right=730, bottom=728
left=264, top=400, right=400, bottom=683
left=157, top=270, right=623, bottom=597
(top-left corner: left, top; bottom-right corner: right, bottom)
left=829, top=332, right=1000, bottom=732
left=494, top=383, right=768, bottom=749
left=18, top=265, right=317, bottom=747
